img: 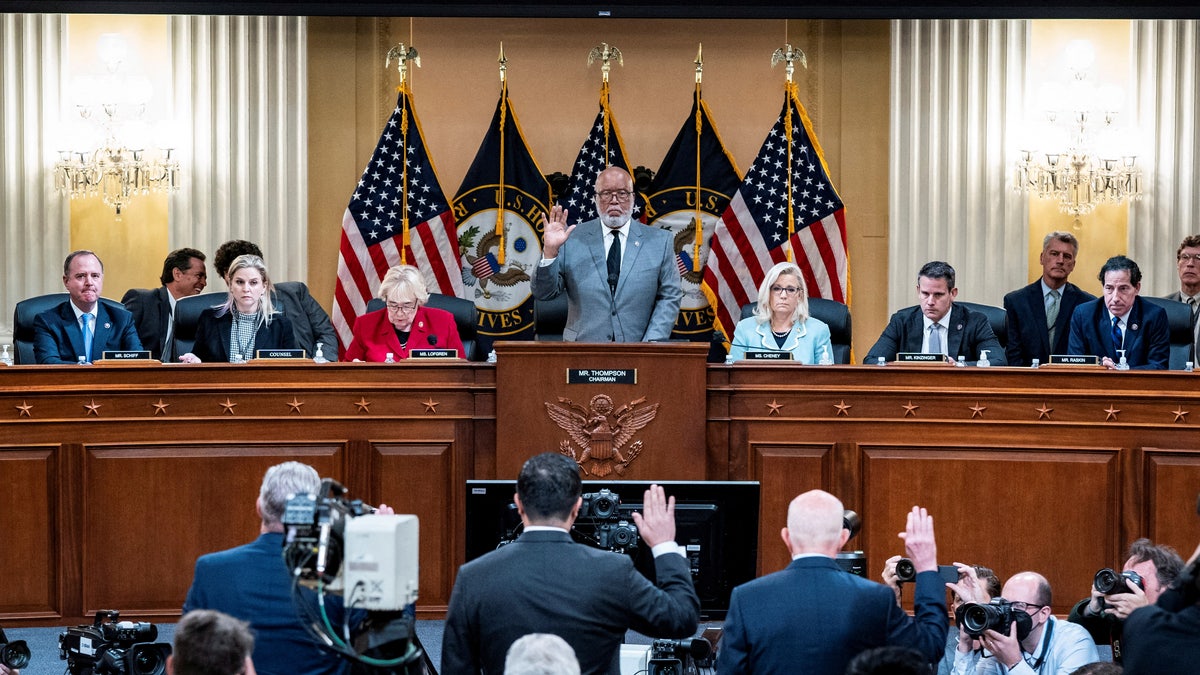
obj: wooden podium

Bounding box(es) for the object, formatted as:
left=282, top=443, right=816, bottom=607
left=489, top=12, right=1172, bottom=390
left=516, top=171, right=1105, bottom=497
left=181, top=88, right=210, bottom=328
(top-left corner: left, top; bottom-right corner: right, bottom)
left=494, top=341, right=709, bottom=481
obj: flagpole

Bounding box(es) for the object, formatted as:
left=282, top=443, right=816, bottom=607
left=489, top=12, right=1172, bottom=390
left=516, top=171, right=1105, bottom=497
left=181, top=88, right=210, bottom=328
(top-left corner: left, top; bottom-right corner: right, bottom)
left=386, top=43, right=421, bottom=265
left=588, top=43, right=623, bottom=169
left=496, top=43, right=508, bottom=265
left=692, top=44, right=704, bottom=273
left=771, top=43, right=807, bottom=264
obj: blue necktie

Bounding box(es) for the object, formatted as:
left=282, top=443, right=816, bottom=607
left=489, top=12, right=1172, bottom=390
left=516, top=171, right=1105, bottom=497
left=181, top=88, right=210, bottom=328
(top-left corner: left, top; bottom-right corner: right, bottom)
left=1111, top=316, right=1123, bottom=353
left=81, top=312, right=94, bottom=362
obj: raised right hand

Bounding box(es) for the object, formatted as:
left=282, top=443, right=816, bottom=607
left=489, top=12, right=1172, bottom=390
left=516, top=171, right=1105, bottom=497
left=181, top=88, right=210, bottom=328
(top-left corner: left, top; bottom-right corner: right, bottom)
left=540, top=205, right=576, bottom=258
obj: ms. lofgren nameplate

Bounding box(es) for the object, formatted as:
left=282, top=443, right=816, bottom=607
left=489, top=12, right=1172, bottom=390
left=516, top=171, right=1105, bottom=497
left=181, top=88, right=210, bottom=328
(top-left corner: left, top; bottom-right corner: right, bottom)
left=567, top=369, right=637, bottom=384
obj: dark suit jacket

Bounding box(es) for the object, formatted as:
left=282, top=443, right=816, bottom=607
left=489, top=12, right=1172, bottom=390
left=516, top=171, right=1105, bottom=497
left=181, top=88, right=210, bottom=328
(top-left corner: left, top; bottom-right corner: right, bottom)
left=183, top=532, right=353, bottom=675
left=716, top=557, right=948, bottom=675
left=343, top=305, right=464, bottom=362
left=121, top=286, right=173, bottom=360
left=1004, top=281, right=1095, bottom=366
left=1121, top=584, right=1200, bottom=674
left=32, top=300, right=143, bottom=364
left=274, top=281, right=339, bottom=361
left=531, top=219, right=683, bottom=342
left=1067, top=296, right=1170, bottom=369
left=190, top=307, right=297, bottom=362
left=865, top=304, right=1007, bottom=365
left=441, top=529, right=699, bottom=675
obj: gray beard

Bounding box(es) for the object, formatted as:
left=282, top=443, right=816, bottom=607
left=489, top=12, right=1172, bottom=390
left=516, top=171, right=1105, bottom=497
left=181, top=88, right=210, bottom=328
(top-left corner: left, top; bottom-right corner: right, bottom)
left=599, top=212, right=630, bottom=229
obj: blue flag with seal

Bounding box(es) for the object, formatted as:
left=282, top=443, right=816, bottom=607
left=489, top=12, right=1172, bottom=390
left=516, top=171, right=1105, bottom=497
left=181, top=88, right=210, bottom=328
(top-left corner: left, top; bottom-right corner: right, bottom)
left=454, top=82, right=552, bottom=353
left=645, top=86, right=741, bottom=340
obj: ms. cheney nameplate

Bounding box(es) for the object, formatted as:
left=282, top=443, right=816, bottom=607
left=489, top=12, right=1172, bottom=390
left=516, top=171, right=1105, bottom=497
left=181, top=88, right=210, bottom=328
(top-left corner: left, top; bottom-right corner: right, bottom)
left=567, top=369, right=637, bottom=384
left=744, top=351, right=794, bottom=361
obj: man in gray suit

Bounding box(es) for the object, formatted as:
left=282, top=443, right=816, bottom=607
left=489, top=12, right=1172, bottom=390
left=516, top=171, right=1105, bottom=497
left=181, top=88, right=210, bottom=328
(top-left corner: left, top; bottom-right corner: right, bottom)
left=532, top=167, right=682, bottom=342
left=441, top=453, right=699, bottom=675
left=1165, top=234, right=1200, bottom=361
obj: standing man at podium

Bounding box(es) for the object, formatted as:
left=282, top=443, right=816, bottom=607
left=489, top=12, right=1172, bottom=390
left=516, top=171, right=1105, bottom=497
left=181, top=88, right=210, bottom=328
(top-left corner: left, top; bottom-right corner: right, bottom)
left=532, top=167, right=681, bottom=342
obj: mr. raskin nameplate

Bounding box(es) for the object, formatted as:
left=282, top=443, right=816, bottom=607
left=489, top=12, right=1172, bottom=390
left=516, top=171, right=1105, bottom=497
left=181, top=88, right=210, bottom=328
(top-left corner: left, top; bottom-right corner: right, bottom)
left=100, top=350, right=151, bottom=360
left=255, top=349, right=307, bottom=359
left=896, top=352, right=944, bottom=363
left=1049, top=354, right=1099, bottom=365
left=409, top=348, right=458, bottom=359
left=567, top=369, right=637, bottom=384
left=744, top=351, right=794, bottom=361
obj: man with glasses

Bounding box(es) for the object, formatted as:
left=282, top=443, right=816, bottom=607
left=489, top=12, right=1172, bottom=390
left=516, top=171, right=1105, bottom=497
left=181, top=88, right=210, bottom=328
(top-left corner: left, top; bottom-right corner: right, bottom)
left=122, top=247, right=207, bottom=361
left=1068, top=256, right=1169, bottom=369
left=865, top=260, right=1006, bottom=365
left=1003, top=232, right=1095, bottom=367
left=949, top=571, right=1098, bottom=674
left=1164, top=235, right=1200, bottom=362
left=532, top=166, right=682, bottom=342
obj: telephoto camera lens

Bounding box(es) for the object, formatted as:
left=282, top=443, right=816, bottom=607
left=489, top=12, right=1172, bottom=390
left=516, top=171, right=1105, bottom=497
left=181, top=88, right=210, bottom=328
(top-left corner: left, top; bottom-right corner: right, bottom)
left=895, top=558, right=917, bottom=583
left=0, top=628, right=31, bottom=670
left=1094, top=568, right=1144, bottom=595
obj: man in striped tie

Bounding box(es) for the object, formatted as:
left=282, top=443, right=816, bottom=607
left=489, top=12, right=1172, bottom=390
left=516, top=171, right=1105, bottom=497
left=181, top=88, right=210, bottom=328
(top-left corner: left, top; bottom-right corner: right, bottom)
left=32, top=250, right=142, bottom=364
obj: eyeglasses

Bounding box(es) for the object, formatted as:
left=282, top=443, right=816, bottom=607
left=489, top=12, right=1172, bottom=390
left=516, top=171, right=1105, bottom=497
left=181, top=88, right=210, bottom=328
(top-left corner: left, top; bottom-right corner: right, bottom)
left=1178, top=254, right=1200, bottom=263
left=770, top=285, right=801, bottom=297
left=1009, top=601, right=1045, bottom=614
left=385, top=301, right=418, bottom=313
left=596, top=189, right=634, bottom=202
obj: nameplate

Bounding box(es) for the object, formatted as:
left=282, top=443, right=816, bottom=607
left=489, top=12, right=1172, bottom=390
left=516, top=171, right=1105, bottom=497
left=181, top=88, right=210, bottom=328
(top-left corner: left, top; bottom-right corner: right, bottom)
left=99, top=350, right=152, bottom=361
left=1049, top=354, right=1099, bottom=366
left=897, top=352, right=944, bottom=363
left=255, top=349, right=307, bottom=359
left=567, top=369, right=637, bottom=384
left=409, top=348, right=458, bottom=359
left=744, top=351, right=794, bottom=361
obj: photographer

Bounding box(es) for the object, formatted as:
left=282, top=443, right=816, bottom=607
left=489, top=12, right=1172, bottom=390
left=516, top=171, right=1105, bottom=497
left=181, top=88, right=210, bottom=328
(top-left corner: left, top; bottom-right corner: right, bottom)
left=441, top=453, right=699, bottom=675
left=1066, top=538, right=1183, bottom=663
left=948, top=571, right=1098, bottom=675
left=1121, top=535, right=1200, bottom=673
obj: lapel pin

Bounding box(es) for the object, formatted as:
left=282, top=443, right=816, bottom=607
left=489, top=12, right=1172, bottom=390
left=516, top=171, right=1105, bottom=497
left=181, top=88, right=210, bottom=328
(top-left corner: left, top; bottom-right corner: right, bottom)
left=956, top=323, right=963, bottom=330
left=1131, top=323, right=1138, bottom=330
left=104, top=323, right=111, bottom=329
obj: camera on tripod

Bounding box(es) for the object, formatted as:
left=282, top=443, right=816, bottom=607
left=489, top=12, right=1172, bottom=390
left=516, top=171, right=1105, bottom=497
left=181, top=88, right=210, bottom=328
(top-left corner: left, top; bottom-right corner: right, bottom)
left=834, top=509, right=866, bottom=576
left=647, top=637, right=713, bottom=675
left=574, top=489, right=640, bottom=554
left=59, top=610, right=171, bottom=675
left=0, top=627, right=30, bottom=670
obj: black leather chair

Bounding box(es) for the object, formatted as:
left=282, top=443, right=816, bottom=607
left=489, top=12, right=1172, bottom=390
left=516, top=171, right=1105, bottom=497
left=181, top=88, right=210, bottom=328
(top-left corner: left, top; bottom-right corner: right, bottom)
left=534, top=293, right=569, bottom=341
left=736, top=297, right=853, bottom=363
left=13, top=293, right=127, bottom=364
left=1142, top=296, right=1192, bottom=370
left=365, top=293, right=480, bottom=361
left=171, top=292, right=226, bottom=360
left=956, top=301, right=1007, bottom=350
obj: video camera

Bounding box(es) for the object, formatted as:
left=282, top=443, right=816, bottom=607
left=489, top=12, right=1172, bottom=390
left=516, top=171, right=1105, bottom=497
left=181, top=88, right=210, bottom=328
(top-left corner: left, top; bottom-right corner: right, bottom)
left=573, top=489, right=640, bottom=554
left=835, top=510, right=866, bottom=576
left=955, top=598, right=1034, bottom=641
left=0, top=627, right=30, bottom=670
left=58, top=610, right=171, bottom=675
left=281, top=478, right=423, bottom=674
left=647, top=636, right=713, bottom=675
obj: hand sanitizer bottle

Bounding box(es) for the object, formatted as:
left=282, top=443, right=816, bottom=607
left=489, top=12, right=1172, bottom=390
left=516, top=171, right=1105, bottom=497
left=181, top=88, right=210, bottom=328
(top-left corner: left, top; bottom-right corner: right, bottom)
left=487, top=350, right=498, bottom=364
left=1115, top=349, right=1130, bottom=371
left=384, top=352, right=396, bottom=364
left=0, top=344, right=12, bottom=365
left=313, top=342, right=328, bottom=364
left=977, top=350, right=991, bottom=367
left=818, top=345, right=833, bottom=366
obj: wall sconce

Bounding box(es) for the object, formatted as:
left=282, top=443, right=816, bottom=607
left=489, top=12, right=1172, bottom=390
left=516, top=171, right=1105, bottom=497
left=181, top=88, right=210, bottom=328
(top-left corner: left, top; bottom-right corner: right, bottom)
left=1013, top=39, right=1142, bottom=228
left=53, top=33, right=180, bottom=217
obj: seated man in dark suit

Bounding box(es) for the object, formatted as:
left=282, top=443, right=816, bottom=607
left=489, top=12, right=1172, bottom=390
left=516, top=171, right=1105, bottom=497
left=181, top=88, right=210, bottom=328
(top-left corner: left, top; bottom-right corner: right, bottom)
left=168, top=609, right=256, bottom=675
left=1122, top=526, right=1200, bottom=674
left=717, top=491, right=947, bottom=675
left=183, top=462, right=357, bottom=675
left=122, top=247, right=207, bottom=361
left=214, top=240, right=338, bottom=360
left=866, top=260, right=1006, bottom=365
left=1068, top=255, right=1170, bottom=370
left=33, top=250, right=143, bottom=364
left=441, top=453, right=699, bottom=675
left=1004, top=232, right=1095, bottom=366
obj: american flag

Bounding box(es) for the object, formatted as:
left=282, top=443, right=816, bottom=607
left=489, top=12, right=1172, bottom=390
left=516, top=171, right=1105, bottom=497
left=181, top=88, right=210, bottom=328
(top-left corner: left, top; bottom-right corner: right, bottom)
left=333, top=87, right=464, bottom=353
left=558, top=85, right=639, bottom=225
left=702, top=87, right=848, bottom=340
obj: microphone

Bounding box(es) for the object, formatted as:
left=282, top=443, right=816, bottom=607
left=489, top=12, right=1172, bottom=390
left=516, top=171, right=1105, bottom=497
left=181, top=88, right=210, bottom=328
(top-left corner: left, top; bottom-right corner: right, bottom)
left=428, top=335, right=438, bottom=346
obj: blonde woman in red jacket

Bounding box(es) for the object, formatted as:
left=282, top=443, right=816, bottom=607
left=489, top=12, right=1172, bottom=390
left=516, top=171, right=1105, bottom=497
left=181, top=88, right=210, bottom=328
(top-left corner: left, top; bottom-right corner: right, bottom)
left=345, top=264, right=464, bottom=361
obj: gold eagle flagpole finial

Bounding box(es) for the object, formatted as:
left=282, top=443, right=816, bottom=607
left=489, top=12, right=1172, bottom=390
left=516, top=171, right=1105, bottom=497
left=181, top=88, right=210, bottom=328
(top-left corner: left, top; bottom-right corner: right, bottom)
left=386, top=43, right=422, bottom=87
left=587, top=42, right=623, bottom=84
left=770, top=43, right=807, bottom=83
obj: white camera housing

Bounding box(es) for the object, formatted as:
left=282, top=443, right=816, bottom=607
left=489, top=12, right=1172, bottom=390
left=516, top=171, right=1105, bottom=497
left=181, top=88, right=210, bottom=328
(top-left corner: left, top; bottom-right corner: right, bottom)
left=343, top=514, right=420, bottom=610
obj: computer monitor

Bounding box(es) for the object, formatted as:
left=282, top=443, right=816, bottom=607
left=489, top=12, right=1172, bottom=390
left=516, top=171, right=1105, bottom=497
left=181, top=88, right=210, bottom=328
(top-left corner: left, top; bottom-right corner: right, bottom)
left=464, top=480, right=760, bottom=620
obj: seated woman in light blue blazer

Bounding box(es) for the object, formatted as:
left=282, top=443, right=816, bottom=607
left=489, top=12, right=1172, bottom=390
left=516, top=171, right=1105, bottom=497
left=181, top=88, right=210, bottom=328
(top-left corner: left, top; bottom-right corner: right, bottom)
left=729, top=261, right=833, bottom=364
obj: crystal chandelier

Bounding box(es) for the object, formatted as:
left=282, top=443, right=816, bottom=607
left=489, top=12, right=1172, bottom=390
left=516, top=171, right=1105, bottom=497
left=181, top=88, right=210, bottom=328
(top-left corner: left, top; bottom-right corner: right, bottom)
left=1013, top=40, right=1142, bottom=227
left=54, top=33, right=180, bottom=216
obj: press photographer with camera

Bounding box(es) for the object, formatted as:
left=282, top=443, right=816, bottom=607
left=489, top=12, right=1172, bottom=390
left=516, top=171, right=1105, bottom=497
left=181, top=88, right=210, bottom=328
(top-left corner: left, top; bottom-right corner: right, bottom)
left=948, top=571, right=1098, bottom=674
left=1065, top=538, right=1183, bottom=663
left=716, top=491, right=947, bottom=675
left=441, top=453, right=699, bottom=675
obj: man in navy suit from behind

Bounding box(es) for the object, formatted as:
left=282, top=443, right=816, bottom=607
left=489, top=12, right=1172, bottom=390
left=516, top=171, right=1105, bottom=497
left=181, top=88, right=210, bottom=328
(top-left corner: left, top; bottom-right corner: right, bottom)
left=1068, top=255, right=1170, bottom=370
left=717, top=490, right=948, bottom=675
left=1003, top=231, right=1095, bottom=366
left=33, top=250, right=143, bottom=364
left=183, top=462, right=357, bottom=675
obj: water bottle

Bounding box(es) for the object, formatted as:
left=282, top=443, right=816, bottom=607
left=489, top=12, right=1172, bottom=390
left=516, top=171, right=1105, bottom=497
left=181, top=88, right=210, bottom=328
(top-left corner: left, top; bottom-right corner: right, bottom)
left=313, top=342, right=328, bottom=364
left=384, top=352, right=396, bottom=364
left=977, top=350, right=991, bottom=367
left=876, top=356, right=886, bottom=366
left=956, top=355, right=966, bottom=368
left=0, top=344, right=12, bottom=365
left=77, top=355, right=88, bottom=365
left=1115, top=349, right=1130, bottom=371
left=1187, top=361, right=1195, bottom=373
left=1031, top=358, right=1040, bottom=368
left=231, top=353, right=245, bottom=364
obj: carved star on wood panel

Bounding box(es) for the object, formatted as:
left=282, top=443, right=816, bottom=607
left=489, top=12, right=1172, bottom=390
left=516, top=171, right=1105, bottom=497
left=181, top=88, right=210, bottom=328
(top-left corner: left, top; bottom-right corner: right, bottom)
left=220, top=398, right=238, bottom=415
left=1104, top=405, right=1121, bottom=421
left=15, top=401, right=32, bottom=417
left=969, top=403, right=987, bottom=419
left=354, top=398, right=372, bottom=413
left=902, top=401, right=919, bottom=417
left=1172, top=407, right=1189, bottom=423
left=1036, top=403, right=1053, bottom=420
left=84, top=399, right=102, bottom=416
left=766, top=400, right=783, bottom=416
left=422, top=398, right=440, bottom=413
left=152, top=399, right=170, bottom=415
left=834, top=400, right=851, bottom=416
left=286, top=398, right=304, bottom=414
